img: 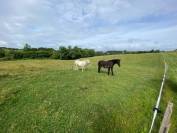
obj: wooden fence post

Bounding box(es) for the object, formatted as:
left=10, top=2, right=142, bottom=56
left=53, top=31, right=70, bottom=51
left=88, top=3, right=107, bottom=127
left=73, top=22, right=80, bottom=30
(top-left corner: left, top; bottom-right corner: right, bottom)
left=159, top=102, right=173, bottom=133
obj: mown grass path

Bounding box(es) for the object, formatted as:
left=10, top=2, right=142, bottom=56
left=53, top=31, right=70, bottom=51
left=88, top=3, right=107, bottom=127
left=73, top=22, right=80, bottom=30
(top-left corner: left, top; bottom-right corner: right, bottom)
left=0, top=53, right=173, bottom=133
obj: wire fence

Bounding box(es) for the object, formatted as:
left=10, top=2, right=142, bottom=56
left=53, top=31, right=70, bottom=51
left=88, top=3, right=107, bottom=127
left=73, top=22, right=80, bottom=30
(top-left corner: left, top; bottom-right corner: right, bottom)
left=149, top=62, right=168, bottom=133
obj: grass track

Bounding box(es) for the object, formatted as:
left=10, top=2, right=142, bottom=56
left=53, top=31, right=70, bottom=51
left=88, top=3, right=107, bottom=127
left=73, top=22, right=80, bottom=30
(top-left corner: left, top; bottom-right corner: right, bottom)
left=0, top=53, right=175, bottom=133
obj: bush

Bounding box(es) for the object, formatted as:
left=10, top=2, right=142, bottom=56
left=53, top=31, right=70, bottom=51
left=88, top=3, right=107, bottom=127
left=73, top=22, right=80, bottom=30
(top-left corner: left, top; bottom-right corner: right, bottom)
left=36, top=51, right=52, bottom=58
left=22, top=51, right=36, bottom=59
left=0, top=56, right=14, bottom=61
left=59, top=46, right=95, bottom=60
left=51, top=51, right=60, bottom=59
left=14, top=51, right=23, bottom=59
left=0, top=48, right=5, bottom=58
left=0, top=45, right=96, bottom=60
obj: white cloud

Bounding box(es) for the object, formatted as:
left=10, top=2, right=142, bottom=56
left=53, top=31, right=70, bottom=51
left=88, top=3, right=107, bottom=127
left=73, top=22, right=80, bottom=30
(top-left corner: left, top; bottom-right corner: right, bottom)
left=0, top=40, right=8, bottom=47
left=0, top=0, right=177, bottom=50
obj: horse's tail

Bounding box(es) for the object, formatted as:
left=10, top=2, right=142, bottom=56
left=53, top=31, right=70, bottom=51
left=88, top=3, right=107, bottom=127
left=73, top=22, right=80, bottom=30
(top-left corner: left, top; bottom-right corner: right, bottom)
left=118, top=59, right=121, bottom=67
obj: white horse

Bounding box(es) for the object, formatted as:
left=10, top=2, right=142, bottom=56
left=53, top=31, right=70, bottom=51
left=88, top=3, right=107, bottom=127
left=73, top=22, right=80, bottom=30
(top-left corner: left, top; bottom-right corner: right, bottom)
left=74, top=59, right=90, bottom=72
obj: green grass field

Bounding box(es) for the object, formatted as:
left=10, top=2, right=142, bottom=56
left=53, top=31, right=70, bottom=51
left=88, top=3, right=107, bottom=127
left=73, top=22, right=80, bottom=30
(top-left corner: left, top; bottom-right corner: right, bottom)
left=0, top=52, right=177, bottom=133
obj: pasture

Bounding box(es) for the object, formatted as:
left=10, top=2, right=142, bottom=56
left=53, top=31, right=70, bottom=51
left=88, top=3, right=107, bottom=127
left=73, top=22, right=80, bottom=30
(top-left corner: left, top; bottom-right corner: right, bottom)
left=0, top=53, right=177, bottom=132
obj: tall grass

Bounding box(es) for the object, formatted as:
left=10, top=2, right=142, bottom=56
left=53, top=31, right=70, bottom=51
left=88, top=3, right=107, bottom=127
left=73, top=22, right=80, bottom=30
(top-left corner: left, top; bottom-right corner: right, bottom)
left=160, top=52, right=177, bottom=133
left=0, top=53, right=173, bottom=133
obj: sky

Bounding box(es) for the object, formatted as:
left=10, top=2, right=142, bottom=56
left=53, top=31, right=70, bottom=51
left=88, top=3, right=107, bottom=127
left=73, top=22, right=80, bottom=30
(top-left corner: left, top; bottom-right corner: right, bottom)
left=0, top=0, right=177, bottom=51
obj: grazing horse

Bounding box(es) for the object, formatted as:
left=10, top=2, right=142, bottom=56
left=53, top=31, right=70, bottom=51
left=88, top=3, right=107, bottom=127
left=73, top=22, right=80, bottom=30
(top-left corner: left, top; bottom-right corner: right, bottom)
left=74, top=59, right=90, bottom=72
left=98, top=59, right=120, bottom=75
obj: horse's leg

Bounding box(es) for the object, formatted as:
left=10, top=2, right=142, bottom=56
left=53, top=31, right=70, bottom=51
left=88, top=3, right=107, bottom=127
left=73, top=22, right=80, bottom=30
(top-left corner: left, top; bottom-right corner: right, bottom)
left=98, top=66, right=101, bottom=73
left=111, top=67, right=114, bottom=75
left=76, top=65, right=79, bottom=70
left=75, top=64, right=78, bottom=70
left=75, top=65, right=78, bottom=70
left=108, top=67, right=110, bottom=75
left=74, top=64, right=76, bottom=70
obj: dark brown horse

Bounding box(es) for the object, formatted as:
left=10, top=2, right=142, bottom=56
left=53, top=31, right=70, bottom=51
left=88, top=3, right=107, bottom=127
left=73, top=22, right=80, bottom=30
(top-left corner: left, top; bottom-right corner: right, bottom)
left=98, top=59, right=120, bottom=75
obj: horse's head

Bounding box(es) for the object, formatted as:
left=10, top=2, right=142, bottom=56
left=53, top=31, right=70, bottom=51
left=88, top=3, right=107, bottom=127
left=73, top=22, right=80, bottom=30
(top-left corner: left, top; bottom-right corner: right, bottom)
left=114, top=59, right=120, bottom=67
left=86, top=59, right=90, bottom=64
left=74, top=59, right=80, bottom=63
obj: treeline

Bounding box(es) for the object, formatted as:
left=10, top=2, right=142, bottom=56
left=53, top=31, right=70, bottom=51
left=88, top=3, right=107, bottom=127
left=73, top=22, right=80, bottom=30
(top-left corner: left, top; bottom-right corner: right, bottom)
left=0, top=44, right=96, bottom=60
left=96, top=49, right=160, bottom=56
left=59, top=46, right=95, bottom=60
left=0, top=43, right=162, bottom=61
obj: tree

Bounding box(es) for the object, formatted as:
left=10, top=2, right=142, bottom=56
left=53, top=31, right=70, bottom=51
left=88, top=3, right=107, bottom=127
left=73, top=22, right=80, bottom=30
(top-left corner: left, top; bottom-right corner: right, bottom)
left=58, top=46, right=95, bottom=60
left=59, top=46, right=68, bottom=59
left=23, top=43, right=31, bottom=51
left=0, top=48, right=5, bottom=58
left=51, top=50, right=60, bottom=59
